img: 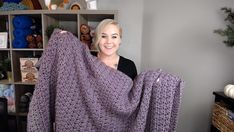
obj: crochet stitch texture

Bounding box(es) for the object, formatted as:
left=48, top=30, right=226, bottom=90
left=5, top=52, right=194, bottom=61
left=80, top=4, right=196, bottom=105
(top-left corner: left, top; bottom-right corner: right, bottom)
left=27, top=29, right=183, bottom=132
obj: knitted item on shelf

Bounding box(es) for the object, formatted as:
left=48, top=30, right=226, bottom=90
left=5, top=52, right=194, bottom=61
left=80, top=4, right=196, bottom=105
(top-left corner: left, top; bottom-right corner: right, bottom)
left=27, top=29, right=183, bottom=132
left=0, top=2, right=28, bottom=11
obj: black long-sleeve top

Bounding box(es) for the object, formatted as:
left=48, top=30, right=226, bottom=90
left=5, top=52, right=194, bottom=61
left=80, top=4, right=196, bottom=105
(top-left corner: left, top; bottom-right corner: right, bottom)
left=91, top=52, right=137, bottom=80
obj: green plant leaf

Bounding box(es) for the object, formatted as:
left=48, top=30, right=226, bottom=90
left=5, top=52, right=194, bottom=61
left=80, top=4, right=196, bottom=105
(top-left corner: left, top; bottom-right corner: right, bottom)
left=214, top=7, right=234, bottom=47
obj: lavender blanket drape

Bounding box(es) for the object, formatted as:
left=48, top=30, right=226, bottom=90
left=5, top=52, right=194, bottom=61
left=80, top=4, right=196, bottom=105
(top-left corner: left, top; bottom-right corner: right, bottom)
left=27, top=29, right=183, bottom=132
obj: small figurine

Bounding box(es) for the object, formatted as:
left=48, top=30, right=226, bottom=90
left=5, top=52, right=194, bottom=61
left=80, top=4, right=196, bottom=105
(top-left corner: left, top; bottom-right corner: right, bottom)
left=26, top=34, right=43, bottom=48
left=35, top=34, right=43, bottom=48
left=24, top=72, right=37, bottom=82
left=80, top=24, right=92, bottom=48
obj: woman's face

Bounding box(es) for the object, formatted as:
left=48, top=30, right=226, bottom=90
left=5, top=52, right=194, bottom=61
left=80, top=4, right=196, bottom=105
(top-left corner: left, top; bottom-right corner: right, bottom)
left=98, top=24, right=121, bottom=56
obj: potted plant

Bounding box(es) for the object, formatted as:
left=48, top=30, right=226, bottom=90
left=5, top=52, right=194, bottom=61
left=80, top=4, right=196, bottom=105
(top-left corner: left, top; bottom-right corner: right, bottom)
left=46, top=24, right=64, bottom=39
left=0, top=58, right=11, bottom=80
left=214, top=7, right=234, bottom=47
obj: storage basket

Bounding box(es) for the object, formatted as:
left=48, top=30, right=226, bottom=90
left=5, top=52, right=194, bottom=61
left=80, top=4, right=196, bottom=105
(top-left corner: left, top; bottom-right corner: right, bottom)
left=212, top=102, right=234, bottom=132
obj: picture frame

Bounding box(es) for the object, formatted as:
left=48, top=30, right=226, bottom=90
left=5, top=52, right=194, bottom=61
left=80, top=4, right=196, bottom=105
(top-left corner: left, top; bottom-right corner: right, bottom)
left=0, top=32, right=8, bottom=48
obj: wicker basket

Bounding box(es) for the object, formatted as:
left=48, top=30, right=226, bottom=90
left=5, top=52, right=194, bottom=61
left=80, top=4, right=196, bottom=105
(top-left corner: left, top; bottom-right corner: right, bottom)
left=212, top=102, right=234, bottom=132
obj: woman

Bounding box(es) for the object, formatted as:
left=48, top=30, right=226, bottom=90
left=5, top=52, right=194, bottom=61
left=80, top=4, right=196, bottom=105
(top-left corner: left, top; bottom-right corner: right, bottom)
left=92, top=19, right=137, bottom=80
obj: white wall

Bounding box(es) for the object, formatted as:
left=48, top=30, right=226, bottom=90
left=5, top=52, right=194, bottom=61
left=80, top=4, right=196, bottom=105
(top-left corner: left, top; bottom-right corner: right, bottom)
left=142, top=0, right=234, bottom=131
left=99, top=0, right=234, bottom=131
left=26, top=0, right=234, bottom=131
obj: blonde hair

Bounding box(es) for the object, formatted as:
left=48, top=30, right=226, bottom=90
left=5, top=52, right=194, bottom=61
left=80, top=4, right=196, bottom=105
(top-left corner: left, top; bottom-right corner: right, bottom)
left=93, top=19, right=122, bottom=50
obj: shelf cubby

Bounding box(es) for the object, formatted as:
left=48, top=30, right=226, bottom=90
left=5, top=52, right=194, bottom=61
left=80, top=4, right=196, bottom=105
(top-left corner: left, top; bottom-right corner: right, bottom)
left=0, top=9, right=117, bottom=131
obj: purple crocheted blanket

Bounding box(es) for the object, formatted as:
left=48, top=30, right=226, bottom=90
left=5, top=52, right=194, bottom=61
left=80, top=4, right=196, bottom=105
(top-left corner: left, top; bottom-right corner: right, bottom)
left=27, top=29, right=183, bottom=132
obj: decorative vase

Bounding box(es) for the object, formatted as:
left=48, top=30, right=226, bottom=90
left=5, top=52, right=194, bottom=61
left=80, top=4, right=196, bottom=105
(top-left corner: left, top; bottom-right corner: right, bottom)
left=44, top=0, right=51, bottom=9
left=7, top=71, right=12, bottom=82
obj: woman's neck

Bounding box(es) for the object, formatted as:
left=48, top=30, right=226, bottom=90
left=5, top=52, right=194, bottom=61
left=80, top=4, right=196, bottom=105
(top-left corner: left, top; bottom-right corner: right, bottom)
left=98, top=52, right=119, bottom=69
left=98, top=52, right=118, bottom=60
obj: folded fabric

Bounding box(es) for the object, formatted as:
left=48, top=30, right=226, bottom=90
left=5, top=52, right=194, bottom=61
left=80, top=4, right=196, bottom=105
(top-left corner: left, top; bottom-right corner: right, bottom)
left=12, top=38, right=27, bottom=48
left=0, top=2, right=28, bottom=11
left=12, top=15, right=32, bottom=29
left=27, top=29, right=183, bottom=132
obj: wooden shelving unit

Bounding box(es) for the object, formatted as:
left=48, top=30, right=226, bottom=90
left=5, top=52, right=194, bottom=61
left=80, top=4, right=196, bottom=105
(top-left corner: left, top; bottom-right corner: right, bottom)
left=0, top=9, right=117, bottom=131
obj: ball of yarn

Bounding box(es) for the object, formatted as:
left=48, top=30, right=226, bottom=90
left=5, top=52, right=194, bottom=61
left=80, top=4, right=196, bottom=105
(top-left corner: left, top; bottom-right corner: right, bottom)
left=3, top=0, right=22, bottom=3
left=13, top=28, right=32, bottom=39
left=13, top=15, right=33, bottom=29
left=12, top=38, right=28, bottom=48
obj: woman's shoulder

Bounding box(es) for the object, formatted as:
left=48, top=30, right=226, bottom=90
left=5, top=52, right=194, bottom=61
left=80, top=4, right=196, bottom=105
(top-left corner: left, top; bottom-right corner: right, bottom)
left=119, top=56, right=135, bottom=65
left=118, top=56, right=137, bottom=80
left=118, top=56, right=137, bottom=71
left=90, top=51, right=98, bottom=56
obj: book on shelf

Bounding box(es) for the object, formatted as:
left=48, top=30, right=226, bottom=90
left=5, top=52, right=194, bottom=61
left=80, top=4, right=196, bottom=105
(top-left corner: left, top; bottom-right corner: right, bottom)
left=20, top=58, right=39, bottom=83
